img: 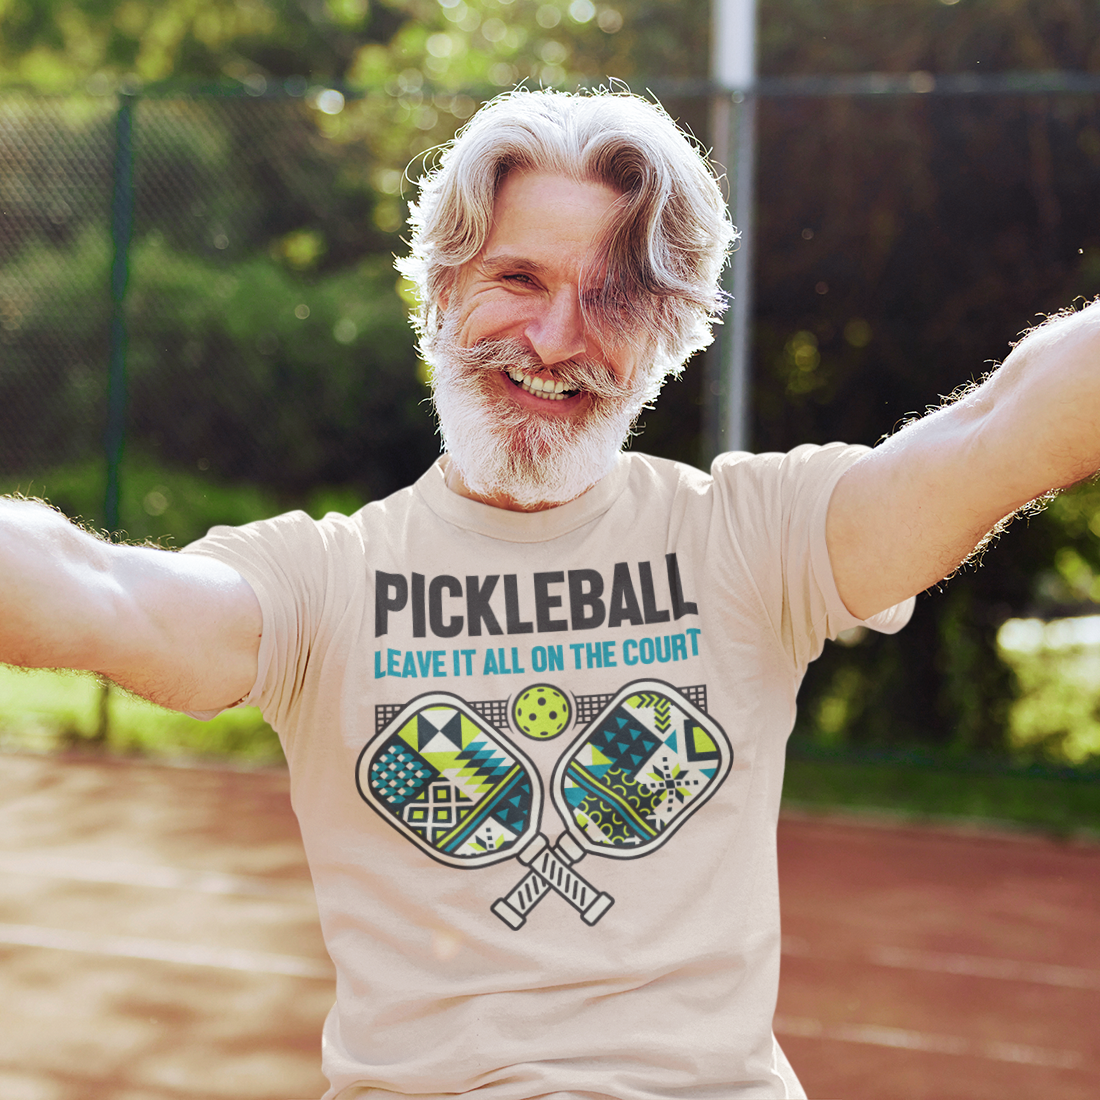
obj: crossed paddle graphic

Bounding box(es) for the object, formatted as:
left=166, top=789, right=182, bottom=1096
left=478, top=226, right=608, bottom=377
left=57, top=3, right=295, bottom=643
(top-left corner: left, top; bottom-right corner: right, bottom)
left=356, top=680, right=731, bottom=929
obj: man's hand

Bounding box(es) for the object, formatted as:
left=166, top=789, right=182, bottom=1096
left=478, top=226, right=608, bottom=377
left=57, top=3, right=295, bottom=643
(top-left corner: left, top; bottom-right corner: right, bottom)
left=827, top=298, right=1100, bottom=620
left=0, top=498, right=261, bottom=713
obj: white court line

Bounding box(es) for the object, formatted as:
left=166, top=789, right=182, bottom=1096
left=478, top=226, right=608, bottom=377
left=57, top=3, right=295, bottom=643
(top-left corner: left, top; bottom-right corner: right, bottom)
left=869, top=944, right=1100, bottom=991
left=774, top=1015, right=1083, bottom=1070
left=0, top=921, right=334, bottom=980
left=0, top=851, right=314, bottom=902
left=782, top=936, right=1100, bottom=991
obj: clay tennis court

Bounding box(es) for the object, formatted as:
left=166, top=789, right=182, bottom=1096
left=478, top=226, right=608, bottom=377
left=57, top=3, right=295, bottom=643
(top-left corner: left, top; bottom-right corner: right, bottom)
left=0, top=750, right=1095, bottom=1100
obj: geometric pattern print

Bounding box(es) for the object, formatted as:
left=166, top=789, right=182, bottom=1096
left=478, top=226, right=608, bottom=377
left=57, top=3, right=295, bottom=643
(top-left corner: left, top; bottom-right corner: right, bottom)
left=358, top=682, right=728, bottom=928
left=552, top=680, right=731, bottom=860
left=356, top=694, right=540, bottom=870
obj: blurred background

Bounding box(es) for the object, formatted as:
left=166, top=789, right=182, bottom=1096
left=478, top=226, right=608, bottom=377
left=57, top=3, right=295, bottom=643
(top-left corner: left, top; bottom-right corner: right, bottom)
left=2, top=0, right=1100, bottom=827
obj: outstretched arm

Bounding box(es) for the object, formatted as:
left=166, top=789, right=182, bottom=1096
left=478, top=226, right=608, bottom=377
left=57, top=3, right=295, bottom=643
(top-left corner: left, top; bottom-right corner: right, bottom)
left=0, top=498, right=261, bottom=713
left=827, top=298, right=1100, bottom=620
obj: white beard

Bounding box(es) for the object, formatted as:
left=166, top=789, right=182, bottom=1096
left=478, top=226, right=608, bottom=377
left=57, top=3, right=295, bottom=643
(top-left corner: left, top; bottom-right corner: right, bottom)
left=428, top=321, right=652, bottom=509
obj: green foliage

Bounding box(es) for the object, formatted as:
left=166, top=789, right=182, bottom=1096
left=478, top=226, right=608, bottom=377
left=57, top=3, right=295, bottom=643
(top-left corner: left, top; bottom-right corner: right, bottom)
left=1, top=88, right=439, bottom=511
left=0, top=453, right=287, bottom=545
left=126, top=234, right=430, bottom=499
left=0, top=666, right=282, bottom=764
left=1003, top=644, right=1100, bottom=765
left=757, top=76, right=1100, bottom=759
left=759, top=0, right=1100, bottom=75
left=7, top=0, right=1093, bottom=98
left=0, top=0, right=387, bottom=89
left=0, top=0, right=694, bottom=93
left=997, top=612, right=1100, bottom=764
left=782, top=752, right=1100, bottom=838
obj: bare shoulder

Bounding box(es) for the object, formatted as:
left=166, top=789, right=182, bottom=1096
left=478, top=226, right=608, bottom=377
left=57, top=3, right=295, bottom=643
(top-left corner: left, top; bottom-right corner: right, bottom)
left=825, top=423, right=983, bottom=622
left=94, top=542, right=263, bottom=713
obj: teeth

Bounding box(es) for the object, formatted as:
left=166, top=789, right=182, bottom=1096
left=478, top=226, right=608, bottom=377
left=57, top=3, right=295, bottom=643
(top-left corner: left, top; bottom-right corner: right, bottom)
left=507, top=369, right=574, bottom=401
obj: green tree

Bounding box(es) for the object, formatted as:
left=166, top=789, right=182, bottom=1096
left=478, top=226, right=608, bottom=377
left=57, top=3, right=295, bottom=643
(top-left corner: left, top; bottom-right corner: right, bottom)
left=752, top=0, right=1100, bottom=761
left=760, top=0, right=1100, bottom=75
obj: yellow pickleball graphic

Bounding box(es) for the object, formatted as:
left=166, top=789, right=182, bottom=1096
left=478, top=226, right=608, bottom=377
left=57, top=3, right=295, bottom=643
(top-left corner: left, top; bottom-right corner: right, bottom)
left=512, top=684, right=572, bottom=740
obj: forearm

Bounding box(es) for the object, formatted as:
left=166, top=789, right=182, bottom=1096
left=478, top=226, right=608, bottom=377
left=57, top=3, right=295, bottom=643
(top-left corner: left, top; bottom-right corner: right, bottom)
left=0, top=496, right=115, bottom=670
left=971, top=297, right=1100, bottom=501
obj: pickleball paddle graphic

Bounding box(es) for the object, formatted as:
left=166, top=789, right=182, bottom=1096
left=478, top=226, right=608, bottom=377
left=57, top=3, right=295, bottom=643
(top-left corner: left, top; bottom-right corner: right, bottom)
left=553, top=680, right=732, bottom=857
left=356, top=693, right=613, bottom=922
left=357, top=693, right=541, bottom=867
left=496, top=680, right=732, bottom=925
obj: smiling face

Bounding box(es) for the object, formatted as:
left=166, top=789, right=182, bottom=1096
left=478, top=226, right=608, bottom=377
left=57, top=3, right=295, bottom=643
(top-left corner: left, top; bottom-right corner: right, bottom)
left=444, top=170, right=645, bottom=392
left=430, top=170, right=654, bottom=511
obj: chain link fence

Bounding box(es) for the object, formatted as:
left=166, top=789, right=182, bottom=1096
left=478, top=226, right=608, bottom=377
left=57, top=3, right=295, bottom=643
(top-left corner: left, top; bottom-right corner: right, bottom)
left=2, top=95, right=114, bottom=476
left=1, top=88, right=434, bottom=544
left=3, top=83, right=1100, bottom=546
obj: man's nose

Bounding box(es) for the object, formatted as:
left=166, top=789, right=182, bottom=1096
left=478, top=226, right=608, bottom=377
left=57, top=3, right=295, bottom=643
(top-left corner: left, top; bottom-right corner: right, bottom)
left=525, top=287, right=587, bottom=365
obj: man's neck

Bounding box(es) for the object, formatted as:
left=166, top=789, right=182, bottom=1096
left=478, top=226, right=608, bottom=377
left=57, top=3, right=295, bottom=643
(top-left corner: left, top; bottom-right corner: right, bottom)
left=442, top=458, right=595, bottom=512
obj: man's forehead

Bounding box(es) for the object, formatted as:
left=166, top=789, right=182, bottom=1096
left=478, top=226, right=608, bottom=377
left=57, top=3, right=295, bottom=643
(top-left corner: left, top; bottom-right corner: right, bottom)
left=489, top=171, right=621, bottom=237
left=476, top=175, right=621, bottom=277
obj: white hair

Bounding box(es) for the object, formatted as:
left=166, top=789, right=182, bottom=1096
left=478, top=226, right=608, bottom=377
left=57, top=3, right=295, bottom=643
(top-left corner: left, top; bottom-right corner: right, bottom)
left=398, top=87, right=737, bottom=383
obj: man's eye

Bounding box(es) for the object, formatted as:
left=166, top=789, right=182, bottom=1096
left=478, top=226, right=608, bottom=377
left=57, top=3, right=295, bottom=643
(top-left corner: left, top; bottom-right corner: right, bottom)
left=503, top=273, right=535, bottom=287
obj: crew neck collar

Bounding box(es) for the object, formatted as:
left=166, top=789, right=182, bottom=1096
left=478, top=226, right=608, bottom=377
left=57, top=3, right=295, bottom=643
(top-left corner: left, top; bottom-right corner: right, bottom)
left=415, top=454, right=630, bottom=543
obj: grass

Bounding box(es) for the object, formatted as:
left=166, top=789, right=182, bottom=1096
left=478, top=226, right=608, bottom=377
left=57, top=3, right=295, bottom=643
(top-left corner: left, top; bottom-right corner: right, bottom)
left=779, top=620, right=1100, bottom=839
left=0, top=665, right=283, bottom=766
left=782, top=747, right=1100, bottom=839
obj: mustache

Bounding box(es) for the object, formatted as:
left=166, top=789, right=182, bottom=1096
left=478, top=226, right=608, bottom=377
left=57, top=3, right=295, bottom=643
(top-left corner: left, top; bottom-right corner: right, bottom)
left=438, top=338, right=637, bottom=403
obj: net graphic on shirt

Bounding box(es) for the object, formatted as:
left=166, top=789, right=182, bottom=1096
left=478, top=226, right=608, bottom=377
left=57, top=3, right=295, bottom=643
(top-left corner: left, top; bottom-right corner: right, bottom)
left=358, top=681, right=731, bottom=930
left=371, top=686, right=707, bottom=735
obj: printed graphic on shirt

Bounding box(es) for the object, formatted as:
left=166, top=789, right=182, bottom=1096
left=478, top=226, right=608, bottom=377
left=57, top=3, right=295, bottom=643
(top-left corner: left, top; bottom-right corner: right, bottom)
left=357, top=694, right=542, bottom=869
left=552, top=683, right=729, bottom=858
left=356, top=680, right=731, bottom=930
left=512, top=683, right=572, bottom=740
left=356, top=691, right=613, bottom=925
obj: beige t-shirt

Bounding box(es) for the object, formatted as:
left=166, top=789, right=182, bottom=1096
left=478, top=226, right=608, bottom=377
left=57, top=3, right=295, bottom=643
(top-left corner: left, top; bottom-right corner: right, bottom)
left=185, top=445, right=911, bottom=1100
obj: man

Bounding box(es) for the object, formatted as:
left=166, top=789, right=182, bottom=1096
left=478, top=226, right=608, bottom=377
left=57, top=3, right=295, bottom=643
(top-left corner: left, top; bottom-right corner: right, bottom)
left=1, top=87, right=1098, bottom=1098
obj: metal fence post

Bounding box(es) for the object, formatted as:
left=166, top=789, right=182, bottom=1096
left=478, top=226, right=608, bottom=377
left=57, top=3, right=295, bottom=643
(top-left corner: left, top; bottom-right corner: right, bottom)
left=705, top=0, right=758, bottom=462
left=106, top=90, right=134, bottom=535
left=98, top=89, right=135, bottom=742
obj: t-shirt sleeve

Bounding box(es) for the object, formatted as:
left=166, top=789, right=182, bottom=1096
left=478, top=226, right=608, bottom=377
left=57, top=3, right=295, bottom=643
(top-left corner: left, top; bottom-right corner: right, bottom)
left=711, top=443, right=914, bottom=672
left=181, top=510, right=336, bottom=735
